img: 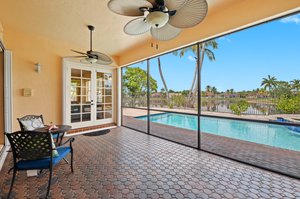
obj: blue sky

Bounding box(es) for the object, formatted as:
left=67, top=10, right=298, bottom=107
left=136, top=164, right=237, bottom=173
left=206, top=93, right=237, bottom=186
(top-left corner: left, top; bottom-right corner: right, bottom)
left=125, top=14, right=300, bottom=92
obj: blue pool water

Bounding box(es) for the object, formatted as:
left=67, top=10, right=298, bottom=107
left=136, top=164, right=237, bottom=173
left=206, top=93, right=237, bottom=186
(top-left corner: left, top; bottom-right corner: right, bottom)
left=137, top=113, right=300, bottom=152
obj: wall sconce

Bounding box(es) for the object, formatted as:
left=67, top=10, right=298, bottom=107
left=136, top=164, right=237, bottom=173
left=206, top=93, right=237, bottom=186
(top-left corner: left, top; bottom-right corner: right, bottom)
left=35, top=63, right=41, bottom=73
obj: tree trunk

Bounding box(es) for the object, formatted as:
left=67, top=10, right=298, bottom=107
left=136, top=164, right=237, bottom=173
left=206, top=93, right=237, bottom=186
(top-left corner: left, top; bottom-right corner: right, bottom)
left=187, top=63, right=198, bottom=105
left=158, top=57, right=169, bottom=99
left=190, top=44, right=205, bottom=107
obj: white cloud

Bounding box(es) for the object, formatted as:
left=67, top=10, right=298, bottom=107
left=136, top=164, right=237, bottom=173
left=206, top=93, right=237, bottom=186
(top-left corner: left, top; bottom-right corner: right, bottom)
left=188, top=55, right=196, bottom=61
left=280, top=14, right=300, bottom=25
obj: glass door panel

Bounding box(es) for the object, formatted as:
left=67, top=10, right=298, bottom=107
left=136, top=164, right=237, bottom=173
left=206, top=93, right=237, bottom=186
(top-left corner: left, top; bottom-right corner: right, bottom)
left=70, top=69, right=92, bottom=123
left=71, top=69, right=81, bottom=77
left=97, top=112, right=104, bottom=120
left=104, top=73, right=112, bottom=88
left=105, top=111, right=112, bottom=119
left=105, top=96, right=112, bottom=103
left=82, top=70, right=91, bottom=78
left=66, top=65, right=113, bottom=127
left=97, top=104, right=104, bottom=111
left=104, top=104, right=112, bottom=111
left=96, top=72, right=104, bottom=121
left=105, top=89, right=112, bottom=95
left=96, top=71, right=112, bottom=120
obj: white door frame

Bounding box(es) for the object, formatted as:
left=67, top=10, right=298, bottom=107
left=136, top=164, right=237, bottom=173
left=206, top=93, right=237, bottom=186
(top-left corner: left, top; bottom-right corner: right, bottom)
left=1, top=50, right=12, bottom=170
left=62, top=58, right=116, bottom=129
left=4, top=50, right=12, bottom=141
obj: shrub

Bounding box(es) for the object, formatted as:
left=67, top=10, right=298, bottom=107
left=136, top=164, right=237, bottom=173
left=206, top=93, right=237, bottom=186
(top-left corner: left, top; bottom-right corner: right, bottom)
left=171, top=95, right=186, bottom=108
left=167, top=102, right=174, bottom=109
left=229, top=100, right=249, bottom=115
left=276, top=95, right=300, bottom=114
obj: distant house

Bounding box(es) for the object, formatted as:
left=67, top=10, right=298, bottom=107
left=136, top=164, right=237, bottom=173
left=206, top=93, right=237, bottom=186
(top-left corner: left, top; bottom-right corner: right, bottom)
left=150, top=92, right=166, bottom=106
left=206, top=91, right=215, bottom=98
left=224, top=93, right=239, bottom=98
left=247, top=93, right=268, bottom=99
left=151, top=92, right=163, bottom=98
left=169, top=93, right=181, bottom=97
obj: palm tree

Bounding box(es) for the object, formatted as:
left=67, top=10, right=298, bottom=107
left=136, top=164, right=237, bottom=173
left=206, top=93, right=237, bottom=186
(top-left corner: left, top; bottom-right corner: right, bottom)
left=261, top=75, right=277, bottom=91
left=211, top=86, right=217, bottom=95
left=157, top=57, right=169, bottom=99
left=290, top=79, right=300, bottom=93
left=173, top=40, right=218, bottom=107
left=205, top=85, right=211, bottom=93
left=261, top=75, right=278, bottom=98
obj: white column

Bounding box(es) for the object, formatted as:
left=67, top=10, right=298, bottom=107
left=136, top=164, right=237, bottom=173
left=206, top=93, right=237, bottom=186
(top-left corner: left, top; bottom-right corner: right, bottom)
left=117, top=67, right=122, bottom=126
left=4, top=50, right=12, bottom=137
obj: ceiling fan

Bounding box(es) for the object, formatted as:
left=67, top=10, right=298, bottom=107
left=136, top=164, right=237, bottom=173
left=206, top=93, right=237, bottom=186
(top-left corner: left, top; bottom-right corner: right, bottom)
left=107, top=0, right=208, bottom=41
left=70, top=25, right=112, bottom=65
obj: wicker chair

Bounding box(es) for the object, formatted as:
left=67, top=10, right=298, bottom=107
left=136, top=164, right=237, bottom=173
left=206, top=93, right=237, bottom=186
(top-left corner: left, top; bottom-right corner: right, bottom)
left=5, top=131, right=75, bottom=198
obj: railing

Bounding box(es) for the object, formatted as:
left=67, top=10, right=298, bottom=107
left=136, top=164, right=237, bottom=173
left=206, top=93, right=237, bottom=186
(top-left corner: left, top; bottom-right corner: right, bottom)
left=122, top=96, right=281, bottom=115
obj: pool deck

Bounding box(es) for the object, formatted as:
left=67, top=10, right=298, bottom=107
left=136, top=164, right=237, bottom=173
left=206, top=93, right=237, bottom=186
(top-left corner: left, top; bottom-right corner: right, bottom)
left=123, top=107, right=300, bottom=123
left=123, top=115, right=300, bottom=178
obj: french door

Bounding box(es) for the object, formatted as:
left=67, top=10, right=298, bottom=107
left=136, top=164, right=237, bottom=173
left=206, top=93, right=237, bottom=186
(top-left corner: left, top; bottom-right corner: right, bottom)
left=63, top=61, right=114, bottom=128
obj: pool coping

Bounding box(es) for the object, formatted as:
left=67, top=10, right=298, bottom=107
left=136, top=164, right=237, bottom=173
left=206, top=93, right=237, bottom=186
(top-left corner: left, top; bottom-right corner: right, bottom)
left=133, top=111, right=300, bottom=127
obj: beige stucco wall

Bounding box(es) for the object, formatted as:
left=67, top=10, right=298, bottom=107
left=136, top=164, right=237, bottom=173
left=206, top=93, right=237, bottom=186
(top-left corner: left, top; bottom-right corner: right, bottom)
left=4, top=27, right=67, bottom=130
left=4, top=26, right=118, bottom=131
left=118, top=0, right=300, bottom=66
left=0, top=21, right=3, bottom=43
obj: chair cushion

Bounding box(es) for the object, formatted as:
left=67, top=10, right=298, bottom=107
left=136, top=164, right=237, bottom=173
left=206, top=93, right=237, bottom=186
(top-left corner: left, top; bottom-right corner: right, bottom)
left=16, top=147, right=71, bottom=170
left=52, top=134, right=59, bottom=139
left=20, top=118, right=44, bottom=131
left=51, top=135, right=59, bottom=157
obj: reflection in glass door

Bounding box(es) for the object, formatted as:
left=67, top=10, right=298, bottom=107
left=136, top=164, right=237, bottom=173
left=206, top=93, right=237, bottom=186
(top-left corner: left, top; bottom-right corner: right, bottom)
left=70, top=69, right=93, bottom=124
left=96, top=72, right=113, bottom=120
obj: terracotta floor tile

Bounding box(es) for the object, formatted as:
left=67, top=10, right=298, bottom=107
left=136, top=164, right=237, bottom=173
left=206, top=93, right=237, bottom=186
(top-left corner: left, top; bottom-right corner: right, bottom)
left=1, top=127, right=300, bottom=198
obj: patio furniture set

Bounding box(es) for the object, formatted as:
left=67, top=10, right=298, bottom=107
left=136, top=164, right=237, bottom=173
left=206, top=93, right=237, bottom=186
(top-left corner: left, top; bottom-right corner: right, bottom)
left=5, top=115, right=75, bottom=199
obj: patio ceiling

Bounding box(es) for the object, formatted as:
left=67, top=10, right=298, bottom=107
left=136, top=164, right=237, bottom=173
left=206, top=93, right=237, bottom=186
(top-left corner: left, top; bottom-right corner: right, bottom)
left=0, top=0, right=233, bottom=57
left=0, top=0, right=299, bottom=66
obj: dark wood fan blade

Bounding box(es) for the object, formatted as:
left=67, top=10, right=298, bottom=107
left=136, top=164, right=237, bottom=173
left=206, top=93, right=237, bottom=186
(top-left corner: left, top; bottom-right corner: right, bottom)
left=71, top=49, right=88, bottom=55
left=156, top=0, right=165, bottom=6
left=65, top=56, right=87, bottom=58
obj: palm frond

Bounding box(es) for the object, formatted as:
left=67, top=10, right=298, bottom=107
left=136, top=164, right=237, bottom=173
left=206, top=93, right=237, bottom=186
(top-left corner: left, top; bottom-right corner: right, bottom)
left=205, top=49, right=215, bottom=61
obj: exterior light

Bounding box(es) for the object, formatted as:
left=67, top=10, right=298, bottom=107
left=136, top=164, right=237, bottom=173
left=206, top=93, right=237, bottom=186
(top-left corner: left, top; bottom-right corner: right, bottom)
left=35, top=63, right=41, bottom=73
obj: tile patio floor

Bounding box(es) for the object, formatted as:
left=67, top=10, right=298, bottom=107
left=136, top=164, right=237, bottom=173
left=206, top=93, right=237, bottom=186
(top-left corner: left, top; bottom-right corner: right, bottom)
left=123, top=115, right=300, bottom=178
left=1, top=127, right=300, bottom=198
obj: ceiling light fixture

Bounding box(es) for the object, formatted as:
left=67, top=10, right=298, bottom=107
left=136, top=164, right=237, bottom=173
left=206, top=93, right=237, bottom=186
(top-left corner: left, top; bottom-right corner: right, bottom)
left=108, top=0, right=208, bottom=41
left=146, top=11, right=169, bottom=28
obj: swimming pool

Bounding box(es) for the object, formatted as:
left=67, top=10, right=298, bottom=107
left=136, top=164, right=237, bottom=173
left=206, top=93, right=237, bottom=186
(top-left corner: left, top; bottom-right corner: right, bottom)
left=136, top=113, right=300, bottom=152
